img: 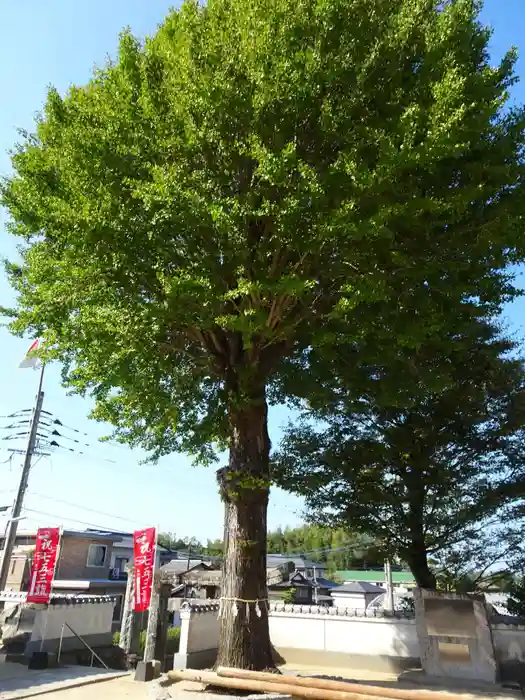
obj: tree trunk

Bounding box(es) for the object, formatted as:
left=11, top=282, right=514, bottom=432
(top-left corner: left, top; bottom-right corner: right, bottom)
left=406, top=541, right=436, bottom=590
left=215, top=390, right=275, bottom=670
left=406, top=485, right=436, bottom=590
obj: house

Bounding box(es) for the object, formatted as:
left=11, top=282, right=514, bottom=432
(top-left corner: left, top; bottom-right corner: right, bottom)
left=1, top=529, right=130, bottom=629
left=335, top=569, right=416, bottom=589
left=1, top=529, right=124, bottom=591
left=84, top=528, right=165, bottom=580
left=267, top=553, right=326, bottom=579
left=330, top=581, right=385, bottom=611
left=268, top=570, right=314, bottom=604
left=160, top=549, right=222, bottom=567
left=160, top=559, right=215, bottom=599
left=312, top=576, right=339, bottom=605
left=160, top=559, right=212, bottom=577
left=161, top=560, right=297, bottom=602
left=3, top=546, right=34, bottom=592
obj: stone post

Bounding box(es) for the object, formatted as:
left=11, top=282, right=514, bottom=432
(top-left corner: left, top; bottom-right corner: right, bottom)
left=154, top=581, right=172, bottom=669
left=173, top=606, right=191, bottom=670
left=413, top=587, right=497, bottom=683
left=144, top=572, right=160, bottom=663
left=119, top=564, right=141, bottom=656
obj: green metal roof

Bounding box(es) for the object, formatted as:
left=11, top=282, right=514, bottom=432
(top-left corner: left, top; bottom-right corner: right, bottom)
left=335, top=570, right=415, bottom=584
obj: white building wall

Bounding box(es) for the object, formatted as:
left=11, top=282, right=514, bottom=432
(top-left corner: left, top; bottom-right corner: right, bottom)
left=332, top=592, right=367, bottom=610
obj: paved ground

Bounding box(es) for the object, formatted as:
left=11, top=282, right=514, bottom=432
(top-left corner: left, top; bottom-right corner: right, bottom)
left=0, top=661, right=521, bottom=700
left=0, top=660, right=129, bottom=699
left=2, top=675, right=155, bottom=700
left=0, top=662, right=397, bottom=700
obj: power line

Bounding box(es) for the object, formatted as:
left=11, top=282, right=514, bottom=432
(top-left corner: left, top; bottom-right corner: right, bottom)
left=55, top=445, right=118, bottom=464
left=44, top=413, right=134, bottom=452
left=1, top=410, right=129, bottom=462
left=27, top=491, right=138, bottom=527
left=22, top=506, right=133, bottom=533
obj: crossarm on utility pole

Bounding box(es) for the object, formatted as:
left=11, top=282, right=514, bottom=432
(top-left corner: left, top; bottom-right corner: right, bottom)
left=0, top=365, right=45, bottom=594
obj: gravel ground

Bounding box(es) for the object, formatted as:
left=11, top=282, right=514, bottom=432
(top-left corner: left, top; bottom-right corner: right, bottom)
left=9, top=667, right=521, bottom=700
left=149, top=673, right=523, bottom=700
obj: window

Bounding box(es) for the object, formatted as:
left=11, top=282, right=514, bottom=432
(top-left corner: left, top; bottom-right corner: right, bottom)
left=87, top=544, right=107, bottom=567
left=115, top=557, right=129, bottom=574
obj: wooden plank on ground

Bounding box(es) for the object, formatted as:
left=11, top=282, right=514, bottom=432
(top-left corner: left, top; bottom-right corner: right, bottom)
left=217, top=667, right=469, bottom=700
left=167, top=669, right=418, bottom=700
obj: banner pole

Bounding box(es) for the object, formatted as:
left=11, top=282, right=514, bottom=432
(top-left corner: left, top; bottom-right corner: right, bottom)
left=143, top=526, right=159, bottom=663
left=39, top=525, right=62, bottom=652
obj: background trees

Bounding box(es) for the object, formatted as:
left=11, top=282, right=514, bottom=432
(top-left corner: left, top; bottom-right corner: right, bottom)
left=266, top=525, right=384, bottom=573
left=160, top=525, right=385, bottom=574
left=3, top=0, right=525, bottom=665
left=274, top=320, right=525, bottom=588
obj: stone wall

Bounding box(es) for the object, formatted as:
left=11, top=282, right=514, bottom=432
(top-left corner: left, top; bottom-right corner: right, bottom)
left=492, top=620, right=525, bottom=686
left=173, top=600, right=525, bottom=680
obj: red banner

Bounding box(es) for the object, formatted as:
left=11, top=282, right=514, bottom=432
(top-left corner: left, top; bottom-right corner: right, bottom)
left=133, top=527, right=157, bottom=612
left=27, top=527, right=61, bottom=604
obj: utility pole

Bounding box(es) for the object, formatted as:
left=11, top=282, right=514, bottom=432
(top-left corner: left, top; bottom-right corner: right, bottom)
left=0, top=365, right=45, bottom=593
left=384, top=559, right=395, bottom=612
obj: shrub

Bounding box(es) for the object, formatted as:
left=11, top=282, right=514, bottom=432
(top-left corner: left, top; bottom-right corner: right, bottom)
left=282, top=587, right=296, bottom=604
left=112, top=627, right=180, bottom=656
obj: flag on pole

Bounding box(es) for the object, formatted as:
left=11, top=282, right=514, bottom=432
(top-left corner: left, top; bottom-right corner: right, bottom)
left=26, top=527, right=61, bottom=604
left=133, top=527, right=157, bottom=612
left=19, top=339, right=41, bottom=369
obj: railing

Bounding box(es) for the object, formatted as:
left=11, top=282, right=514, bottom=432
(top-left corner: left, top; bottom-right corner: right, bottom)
left=108, top=568, right=128, bottom=581
left=57, top=621, right=109, bottom=669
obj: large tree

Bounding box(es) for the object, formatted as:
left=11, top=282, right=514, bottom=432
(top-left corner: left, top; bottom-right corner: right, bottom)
left=431, top=519, right=525, bottom=594
left=274, top=321, right=525, bottom=588
left=2, top=0, right=525, bottom=666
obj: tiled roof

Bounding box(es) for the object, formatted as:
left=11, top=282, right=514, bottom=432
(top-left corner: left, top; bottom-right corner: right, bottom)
left=332, top=581, right=386, bottom=594
left=267, top=554, right=323, bottom=569
left=314, top=577, right=338, bottom=588
left=160, top=559, right=210, bottom=574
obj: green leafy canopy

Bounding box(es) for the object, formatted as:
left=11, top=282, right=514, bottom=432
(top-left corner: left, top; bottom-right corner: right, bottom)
left=2, top=0, right=525, bottom=462
left=273, top=318, right=525, bottom=587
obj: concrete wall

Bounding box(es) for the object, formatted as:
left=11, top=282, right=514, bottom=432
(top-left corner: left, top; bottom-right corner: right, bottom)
left=26, top=596, right=116, bottom=657
left=270, top=604, right=419, bottom=672
left=173, top=601, right=525, bottom=679
left=6, top=549, right=32, bottom=591
left=55, top=537, right=115, bottom=581
left=492, top=621, right=525, bottom=685
left=174, top=602, right=420, bottom=673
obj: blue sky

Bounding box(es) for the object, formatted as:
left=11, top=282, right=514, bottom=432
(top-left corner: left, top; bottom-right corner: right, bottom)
left=0, top=1, right=523, bottom=542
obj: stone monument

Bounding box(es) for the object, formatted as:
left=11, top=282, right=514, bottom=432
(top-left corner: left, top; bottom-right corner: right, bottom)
left=413, top=588, right=497, bottom=683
